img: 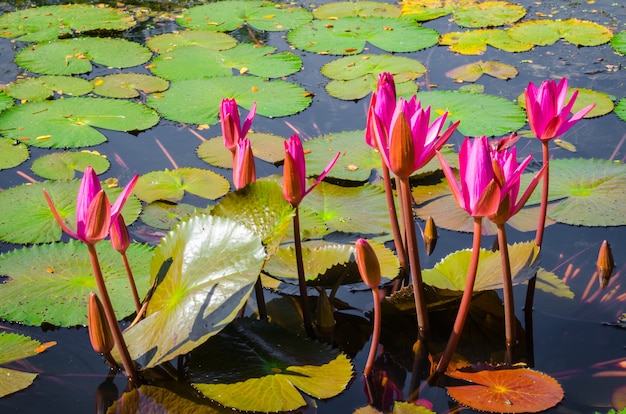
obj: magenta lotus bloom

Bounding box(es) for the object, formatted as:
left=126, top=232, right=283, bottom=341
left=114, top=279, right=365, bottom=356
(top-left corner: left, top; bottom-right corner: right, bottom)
left=282, top=134, right=340, bottom=207
left=220, top=98, right=257, bottom=153
left=44, top=166, right=138, bottom=245
left=232, top=137, right=256, bottom=189
left=374, top=97, right=460, bottom=179
left=525, top=78, right=595, bottom=141
left=365, top=72, right=396, bottom=149
left=437, top=136, right=501, bottom=218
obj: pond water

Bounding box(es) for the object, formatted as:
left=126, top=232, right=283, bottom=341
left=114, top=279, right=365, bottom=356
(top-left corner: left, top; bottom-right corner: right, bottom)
left=0, top=0, right=625, bottom=413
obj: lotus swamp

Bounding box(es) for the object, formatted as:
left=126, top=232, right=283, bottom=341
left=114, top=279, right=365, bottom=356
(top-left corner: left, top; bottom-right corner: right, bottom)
left=0, top=1, right=624, bottom=413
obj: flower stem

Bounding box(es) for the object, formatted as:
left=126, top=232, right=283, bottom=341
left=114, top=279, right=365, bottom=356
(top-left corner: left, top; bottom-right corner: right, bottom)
left=87, top=244, right=139, bottom=385
left=497, top=223, right=516, bottom=364
left=363, top=287, right=381, bottom=377
left=120, top=252, right=141, bottom=315
left=399, top=177, right=429, bottom=340
left=293, top=208, right=315, bottom=339
left=433, top=217, right=482, bottom=378
left=381, top=164, right=408, bottom=277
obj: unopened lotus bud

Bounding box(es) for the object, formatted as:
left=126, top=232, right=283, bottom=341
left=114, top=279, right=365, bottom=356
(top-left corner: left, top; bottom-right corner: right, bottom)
left=423, top=216, right=438, bottom=256
left=88, top=292, right=114, bottom=355
left=355, top=238, right=381, bottom=289
left=315, top=288, right=335, bottom=335
left=110, top=214, right=130, bottom=253
left=597, top=240, right=615, bottom=289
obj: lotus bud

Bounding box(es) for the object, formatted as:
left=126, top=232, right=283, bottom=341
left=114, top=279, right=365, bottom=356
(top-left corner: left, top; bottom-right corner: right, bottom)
left=423, top=216, right=438, bottom=256
left=356, top=239, right=381, bottom=289
left=84, top=190, right=112, bottom=245
left=110, top=214, right=130, bottom=253
left=597, top=240, right=615, bottom=289
left=315, top=287, right=335, bottom=336
left=88, top=292, right=114, bottom=355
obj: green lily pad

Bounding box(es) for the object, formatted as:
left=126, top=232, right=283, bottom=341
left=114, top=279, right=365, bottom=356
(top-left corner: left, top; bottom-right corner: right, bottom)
left=150, top=43, right=302, bottom=81
left=440, top=29, right=534, bottom=54
left=616, top=98, right=626, bottom=123
left=15, top=37, right=153, bottom=76
left=133, top=168, right=230, bottom=203
left=0, top=240, right=153, bottom=326
left=287, top=16, right=439, bottom=55
left=178, top=1, right=313, bottom=32
left=211, top=181, right=294, bottom=258
left=108, top=385, right=228, bottom=414
left=314, top=1, right=402, bottom=19
left=146, top=30, right=237, bottom=53
left=92, top=73, right=169, bottom=99
left=507, top=19, right=613, bottom=47
left=31, top=150, right=110, bottom=180
left=402, top=0, right=526, bottom=28
left=522, top=87, right=613, bottom=119
left=140, top=201, right=199, bottom=231
left=415, top=90, right=527, bottom=136
left=534, top=268, right=574, bottom=299
left=0, top=138, right=29, bottom=170
left=197, top=132, right=286, bottom=169
left=0, top=90, right=14, bottom=113
left=445, top=60, right=518, bottom=82
left=0, top=179, right=142, bottom=244
left=610, top=31, right=626, bottom=54
left=0, top=4, right=135, bottom=42
left=6, top=75, right=93, bottom=101
left=321, top=54, right=424, bottom=100
left=422, top=241, right=540, bottom=291
left=0, top=97, right=160, bottom=148
left=522, top=158, right=626, bottom=227
left=263, top=239, right=398, bottom=285
left=146, top=77, right=311, bottom=125
left=0, top=332, right=50, bottom=398
left=120, top=215, right=266, bottom=369
left=189, top=318, right=353, bottom=412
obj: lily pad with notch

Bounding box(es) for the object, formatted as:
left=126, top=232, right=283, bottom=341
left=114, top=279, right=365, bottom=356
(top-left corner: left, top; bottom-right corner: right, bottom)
left=6, top=75, right=93, bottom=101
left=197, top=132, right=286, bottom=169
left=402, top=0, right=526, bottom=28
left=31, top=150, right=110, bottom=180
left=440, top=29, right=534, bottom=54
left=133, top=168, right=230, bottom=203
left=91, top=73, right=169, bottom=99
left=507, top=19, right=613, bottom=47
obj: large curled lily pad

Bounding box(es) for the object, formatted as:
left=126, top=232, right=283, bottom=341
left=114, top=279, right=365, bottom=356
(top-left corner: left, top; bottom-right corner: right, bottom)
left=119, top=215, right=266, bottom=369
left=0, top=97, right=160, bottom=148
left=440, top=29, right=533, bottom=54
left=133, top=168, right=230, bottom=203
left=146, top=30, right=237, bottom=53
left=15, top=38, right=153, bottom=76
left=0, top=179, right=141, bottom=244
left=522, top=158, right=626, bottom=226
left=0, top=138, right=29, bottom=170
left=0, top=4, right=135, bottom=42
left=287, top=16, right=439, bottom=55
left=0, top=332, right=54, bottom=398
left=0, top=240, right=153, bottom=326
left=197, top=132, right=286, bottom=169
left=189, top=318, right=353, bottom=413
left=147, top=77, right=311, bottom=125
left=507, top=19, right=613, bottom=47
left=6, top=75, right=93, bottom=101
left=91, top=73, right=169, bottom=99
left=31, top=150, right=109, bottom=180
left=402, top=0, right=526, bottom=28
left=178, top=1, right=313, bottom=32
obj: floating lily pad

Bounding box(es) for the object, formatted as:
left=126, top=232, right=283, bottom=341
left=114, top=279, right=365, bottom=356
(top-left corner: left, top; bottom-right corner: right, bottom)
left=31, top=151, right=110, bottom=180
left=189, top=318, right=353, bottom=412
left=133, top=168, right=230, bottom=203
left=91, top=73, right=169, bottom=98
left=415, top=90, right=527, bottom=136
left=0, top=179, right=142, bottom=244
left=15, top=37, right=153, bottom=76
left=178, top=1, right=313, bottom=32
left=610, top=31, right=626, bottom=54
left=321, top=54, right=424, bottom=100
left=522, top=158, right=626, bottom=227
left=140, top=201, right=199, bottom=231
left=314, top=1, right=402, bottom=19
left=507, top=19, right=613, bottom=47
left=0, top=240, right=153, bottom=326
left=108, top=385, right=228, bottom=413
left=440, top=29, right=534, bottom=54
left=422, top=241, right=540, bottom=291
left=149, top=43, right=302, bottom=81
left=0, top=97, right=160, bottom=148
left=287, top=16, right=439, bottom=55
left=0, top=90, right=14, bottom=113
left=517, top=87, right=613, bottom=118
left=147, top=77, right=311, bottom=125
left=146, top=30, right=237, bottom=53
left=120, top=215, right=265, bottom=369
left=616, top=98, right=626, bottom=123
left=402, top=0, right=526, bottom=28
left=6, top=75, right=93, bottom=101
left=0, top=332, right=51, bottom=398
left=197, top=132, right=286, bottom=169
left=445, top=60, right=518, bottom=82
left=0, top=138, right=29, bottom=170
left=0, top=4, right=135, bottom=42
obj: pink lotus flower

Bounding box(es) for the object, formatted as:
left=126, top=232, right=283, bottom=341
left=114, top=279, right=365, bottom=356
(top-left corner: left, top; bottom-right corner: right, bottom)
left=365, top=72, right=396, bottom=149
left=524, top=78, right=595, bottom=141
left=373, top=97, right=460, bottom=179
left=232, top=137, right=256, bottom=189
left=44, top=166, right=138, bottom=245
left=220, top=98, right=257, bottom=153
left=282, top=134, right=340, bottom=207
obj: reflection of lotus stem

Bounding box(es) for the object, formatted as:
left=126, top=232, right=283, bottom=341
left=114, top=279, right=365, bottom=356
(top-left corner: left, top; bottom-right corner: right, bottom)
left=497, top=223, right=516, bottom=364
left=87, top=244, right=139, bottom=384
left=399, top=177, right=429, bottom=340
left=293, top=208, right=315, bottom=339
left=381, top=164, right=408, bottom=279
left=120, top=251, right=141, bottom=315
left=363, top=286, right=381, bottom=377
left=434, top=217, right=482, bottom=378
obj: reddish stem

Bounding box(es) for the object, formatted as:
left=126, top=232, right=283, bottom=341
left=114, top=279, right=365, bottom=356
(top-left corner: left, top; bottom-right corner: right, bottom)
left=293, top=208, right=315, bottom=339
left=120, top=252, right=141, bottom=315
left=534, top=141, right=550, bottom=248
left=363, top=287, right=381, bottom=377
left=497, top=223, right=516, bottom=364
left=381, top=164, right=408, bottom=275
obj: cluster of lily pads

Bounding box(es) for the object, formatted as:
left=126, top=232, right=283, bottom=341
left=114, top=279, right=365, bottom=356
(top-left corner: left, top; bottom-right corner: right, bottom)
left=0, top=0, right=625, bottom=413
